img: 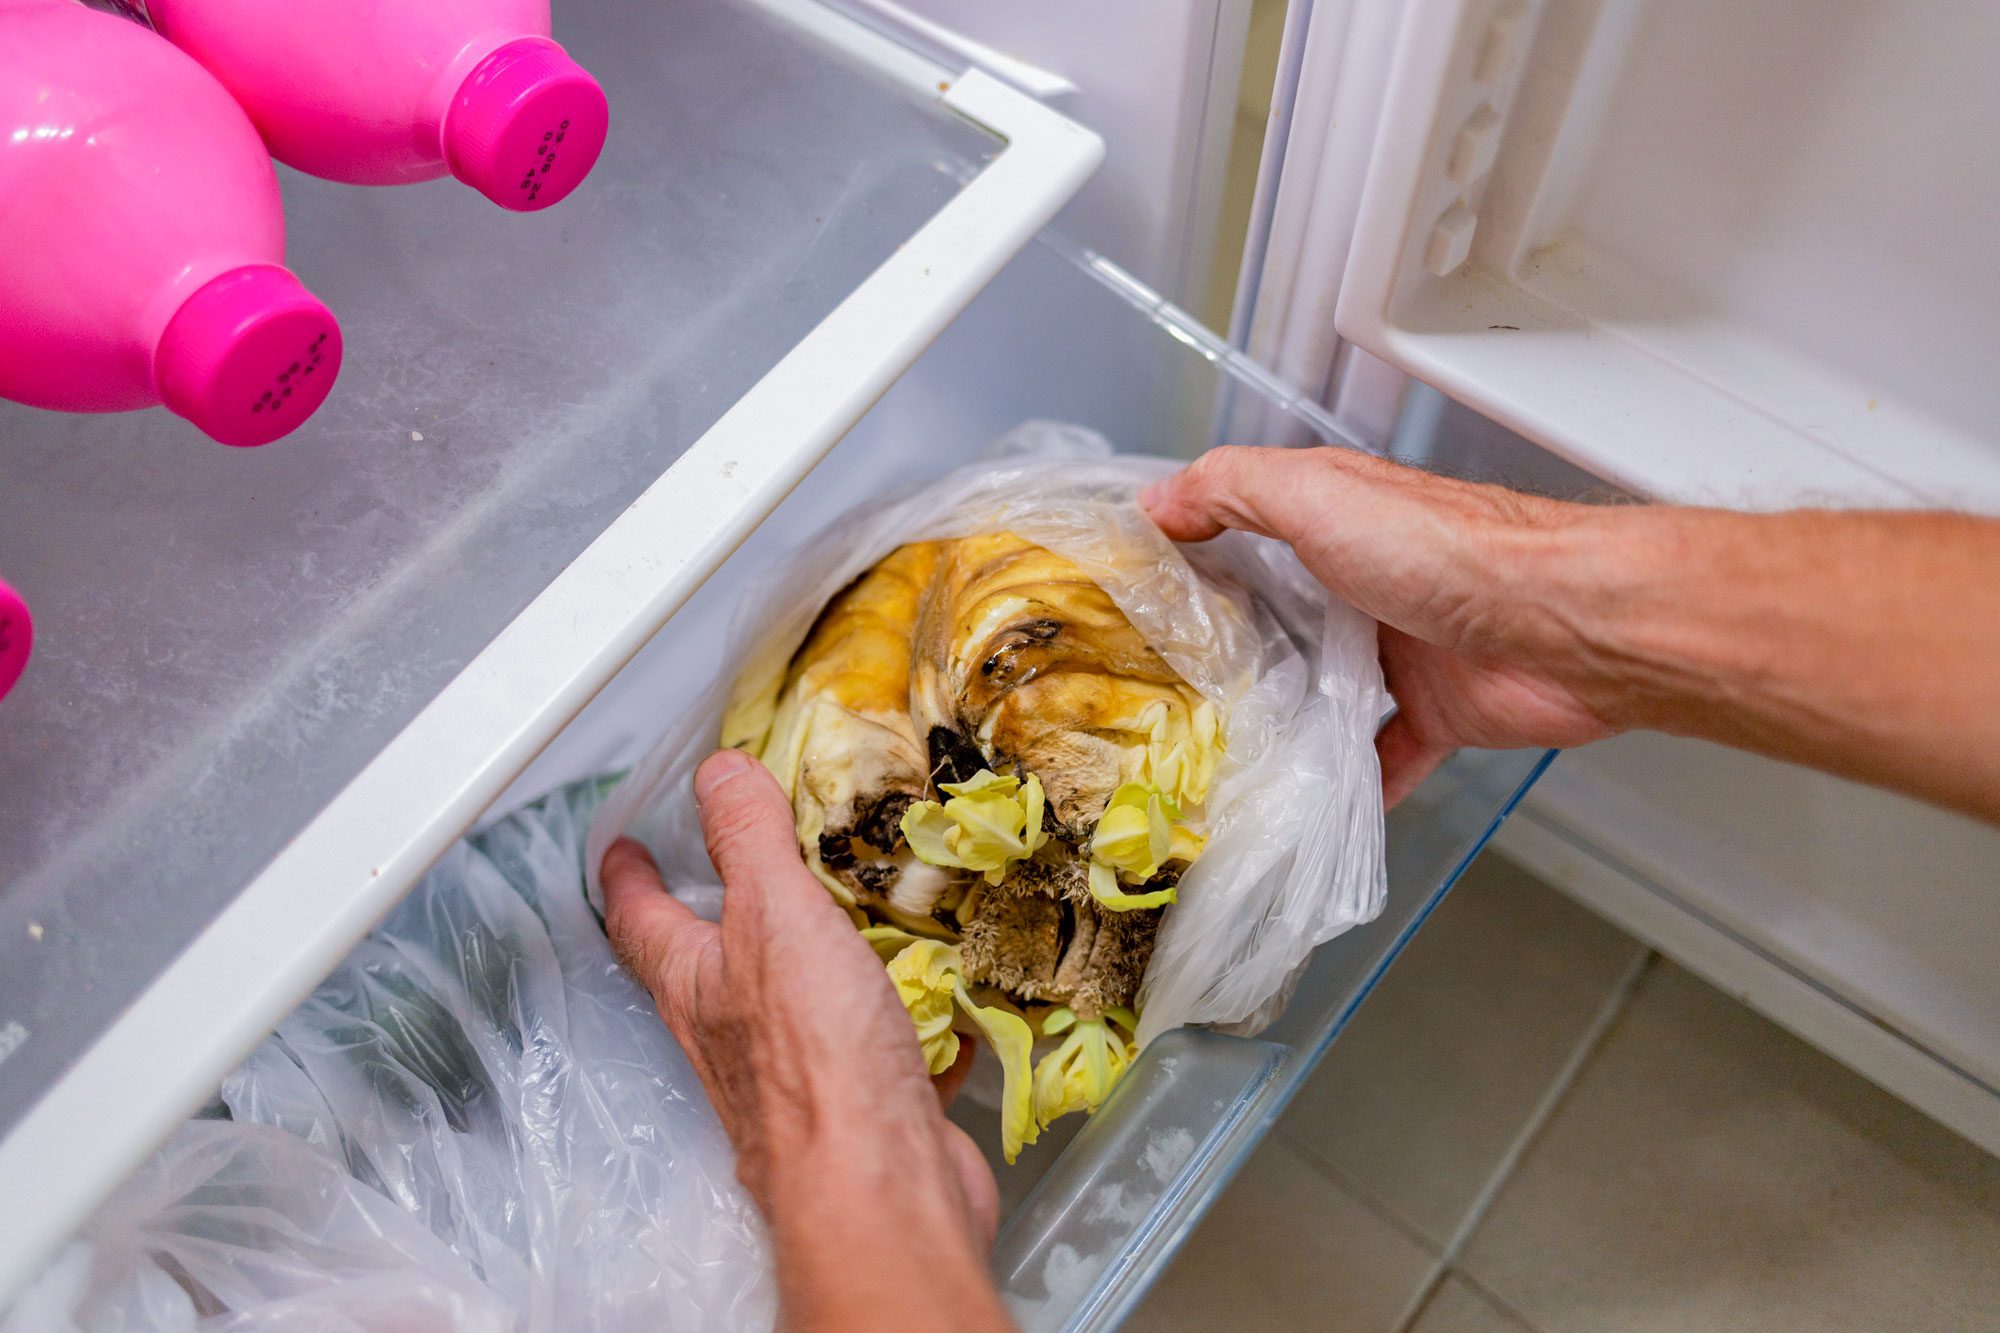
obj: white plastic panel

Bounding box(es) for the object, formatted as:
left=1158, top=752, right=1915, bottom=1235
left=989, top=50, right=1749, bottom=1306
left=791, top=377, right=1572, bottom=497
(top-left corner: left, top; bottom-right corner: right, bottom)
left=1339, top=0, right=2000, bottom=510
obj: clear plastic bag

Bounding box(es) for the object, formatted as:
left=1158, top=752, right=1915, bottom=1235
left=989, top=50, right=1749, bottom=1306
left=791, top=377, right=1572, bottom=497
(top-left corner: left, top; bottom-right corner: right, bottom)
left=6, top=779, right=773, bottom=1333
left=588, top=422, right=1389, bottom=1046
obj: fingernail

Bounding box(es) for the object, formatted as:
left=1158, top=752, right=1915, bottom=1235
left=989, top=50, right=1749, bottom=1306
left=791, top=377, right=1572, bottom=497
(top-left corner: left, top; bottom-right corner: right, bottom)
left=609, top=834, right=653, bottom=858
left=694, top=748, right=757, bottom=805
left=602, top=836, right=657, bottom=876
left=1138, top=480, right=1164, bottom=511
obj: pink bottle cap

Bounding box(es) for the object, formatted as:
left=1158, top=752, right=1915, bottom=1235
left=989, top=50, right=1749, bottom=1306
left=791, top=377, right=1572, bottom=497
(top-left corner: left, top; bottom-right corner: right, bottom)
left=154, top=266, right=343, bottom=447
left=0, top=578, right=31, bottom=704
left=445, top=37, right=609, bottom=212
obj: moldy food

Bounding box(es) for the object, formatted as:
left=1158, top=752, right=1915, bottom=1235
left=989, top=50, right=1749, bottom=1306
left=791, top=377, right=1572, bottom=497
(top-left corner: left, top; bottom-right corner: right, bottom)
left=723, top=531, right=1226, bottom=1160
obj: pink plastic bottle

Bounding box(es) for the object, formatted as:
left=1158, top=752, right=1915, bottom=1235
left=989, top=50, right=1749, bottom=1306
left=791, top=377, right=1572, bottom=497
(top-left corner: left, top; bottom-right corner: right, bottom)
left=144, top=0, right=610, bottom=212
left=0, top=579, right=31, bottom=703
left=0, top=0, right=342, bottom=447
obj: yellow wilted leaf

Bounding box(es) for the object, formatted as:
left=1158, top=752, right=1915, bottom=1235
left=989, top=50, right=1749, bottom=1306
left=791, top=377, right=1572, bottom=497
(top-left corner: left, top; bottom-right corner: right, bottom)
left=954, top=979, right=1039, bottom=1163
left=899, top=770, right=1049, bottom=885
left=884, top=940, right=962, bottom=1076
left=1031, top=1008, right=1139, bottom=1128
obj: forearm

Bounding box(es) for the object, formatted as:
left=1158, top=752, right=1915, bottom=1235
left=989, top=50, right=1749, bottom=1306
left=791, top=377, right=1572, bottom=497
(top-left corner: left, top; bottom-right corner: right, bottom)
left=1543, top=505, right=2000, bottom=822
left=763, top=1136, right=1012, bottom=1332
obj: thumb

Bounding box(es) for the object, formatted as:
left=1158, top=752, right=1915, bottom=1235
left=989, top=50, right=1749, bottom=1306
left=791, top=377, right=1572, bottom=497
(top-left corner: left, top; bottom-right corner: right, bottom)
left=694, top=749, right=835, bottom=925
left=601, top=836, right=720, bottom=1075
left=944, top=1120, right=1001, bottom=1252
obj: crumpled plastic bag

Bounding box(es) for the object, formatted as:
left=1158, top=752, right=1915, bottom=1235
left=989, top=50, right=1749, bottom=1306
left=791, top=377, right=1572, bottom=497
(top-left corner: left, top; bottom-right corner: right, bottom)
left=588, top=421, right=1389, bottom=1045
left=6, top=778, right=774, bottom=1333
left=10, top=1122, right=515, bottom=1333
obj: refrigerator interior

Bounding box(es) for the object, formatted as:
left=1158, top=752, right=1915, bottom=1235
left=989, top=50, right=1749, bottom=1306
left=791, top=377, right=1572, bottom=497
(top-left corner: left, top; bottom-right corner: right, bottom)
left=499, top=230, right=1551, bottom=1331
left=31, top=0, right=1992, bottom=1317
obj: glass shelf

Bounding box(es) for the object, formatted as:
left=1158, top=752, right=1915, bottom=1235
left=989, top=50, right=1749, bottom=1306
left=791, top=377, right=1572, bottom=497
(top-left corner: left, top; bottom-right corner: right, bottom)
left=0, top=0, right=1003, bottom=1131
left=0, top=0, right=995, bottom=1140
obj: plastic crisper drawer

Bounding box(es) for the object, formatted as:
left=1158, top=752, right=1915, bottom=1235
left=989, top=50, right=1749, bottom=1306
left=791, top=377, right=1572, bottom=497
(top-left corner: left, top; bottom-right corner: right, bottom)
left=501, top=231, right=1554, bottom=1331
left=0, top=0, right=1103, bottom=1302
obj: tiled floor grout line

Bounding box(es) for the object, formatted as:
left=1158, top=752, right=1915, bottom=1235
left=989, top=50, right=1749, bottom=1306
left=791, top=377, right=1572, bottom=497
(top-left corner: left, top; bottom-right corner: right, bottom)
left=1392, top=947, right=1659, bottom=1333
left=1275, top=1135, right=1457, bottom=1331
left=1457, top=1269, right=1545, bottom=1332
left=1280, top=1128, right=1449, bottom=1259
left=1440, top=948, right=1656, bottom=1263
left=1395, top=1269, right=1454, bottom=1332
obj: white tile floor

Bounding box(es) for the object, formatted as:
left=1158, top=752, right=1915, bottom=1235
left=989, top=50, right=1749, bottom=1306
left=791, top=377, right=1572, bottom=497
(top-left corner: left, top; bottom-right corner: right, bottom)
left=1127, top=853, right=2000, bottom=1332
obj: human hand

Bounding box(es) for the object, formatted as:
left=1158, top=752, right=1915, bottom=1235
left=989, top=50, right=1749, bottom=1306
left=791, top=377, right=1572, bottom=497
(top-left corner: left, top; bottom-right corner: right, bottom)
left=1142, top=446, right=1625, bottom=806
left=603, top=750, right=1011, bottom=1332
left=1146, top=445, right=2000, bottom=825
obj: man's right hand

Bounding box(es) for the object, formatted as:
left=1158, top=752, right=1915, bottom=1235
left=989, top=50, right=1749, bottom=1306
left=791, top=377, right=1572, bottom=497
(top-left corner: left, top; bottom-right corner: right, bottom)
left=1142, top=445, right=2000, bottom=825
left=1142, top=447, right=1624, bottom=806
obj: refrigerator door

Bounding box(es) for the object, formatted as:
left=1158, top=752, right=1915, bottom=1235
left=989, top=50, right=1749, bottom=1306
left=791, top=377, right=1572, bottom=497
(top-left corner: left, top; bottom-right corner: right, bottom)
left=1334, top=0, right=2000, bottom=510
left=0, top=0, right=1100, bottom=1302
left=1321, top=2, right=2000, bottom=1168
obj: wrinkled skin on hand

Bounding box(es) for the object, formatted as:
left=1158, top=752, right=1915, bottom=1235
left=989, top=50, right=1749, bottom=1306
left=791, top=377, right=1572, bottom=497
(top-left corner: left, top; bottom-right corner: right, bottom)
left=602, top=750, right=1011, bottom=1333
left=1142, top=446, right=1620, bottom=806
left=1142, top=444, right=2000, bottom=827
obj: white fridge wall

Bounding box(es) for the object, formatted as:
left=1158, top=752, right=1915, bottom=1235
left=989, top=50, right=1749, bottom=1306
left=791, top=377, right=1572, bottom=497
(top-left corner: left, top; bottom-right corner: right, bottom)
left=850, top=0, right=1251, bottom=307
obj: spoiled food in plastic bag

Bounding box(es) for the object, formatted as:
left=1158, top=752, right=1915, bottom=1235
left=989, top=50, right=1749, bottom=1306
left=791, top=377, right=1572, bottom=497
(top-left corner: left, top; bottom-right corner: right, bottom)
left=588, top=421, right=1389, bottom=1049
left=7, top=778, right=774, bottom=1333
